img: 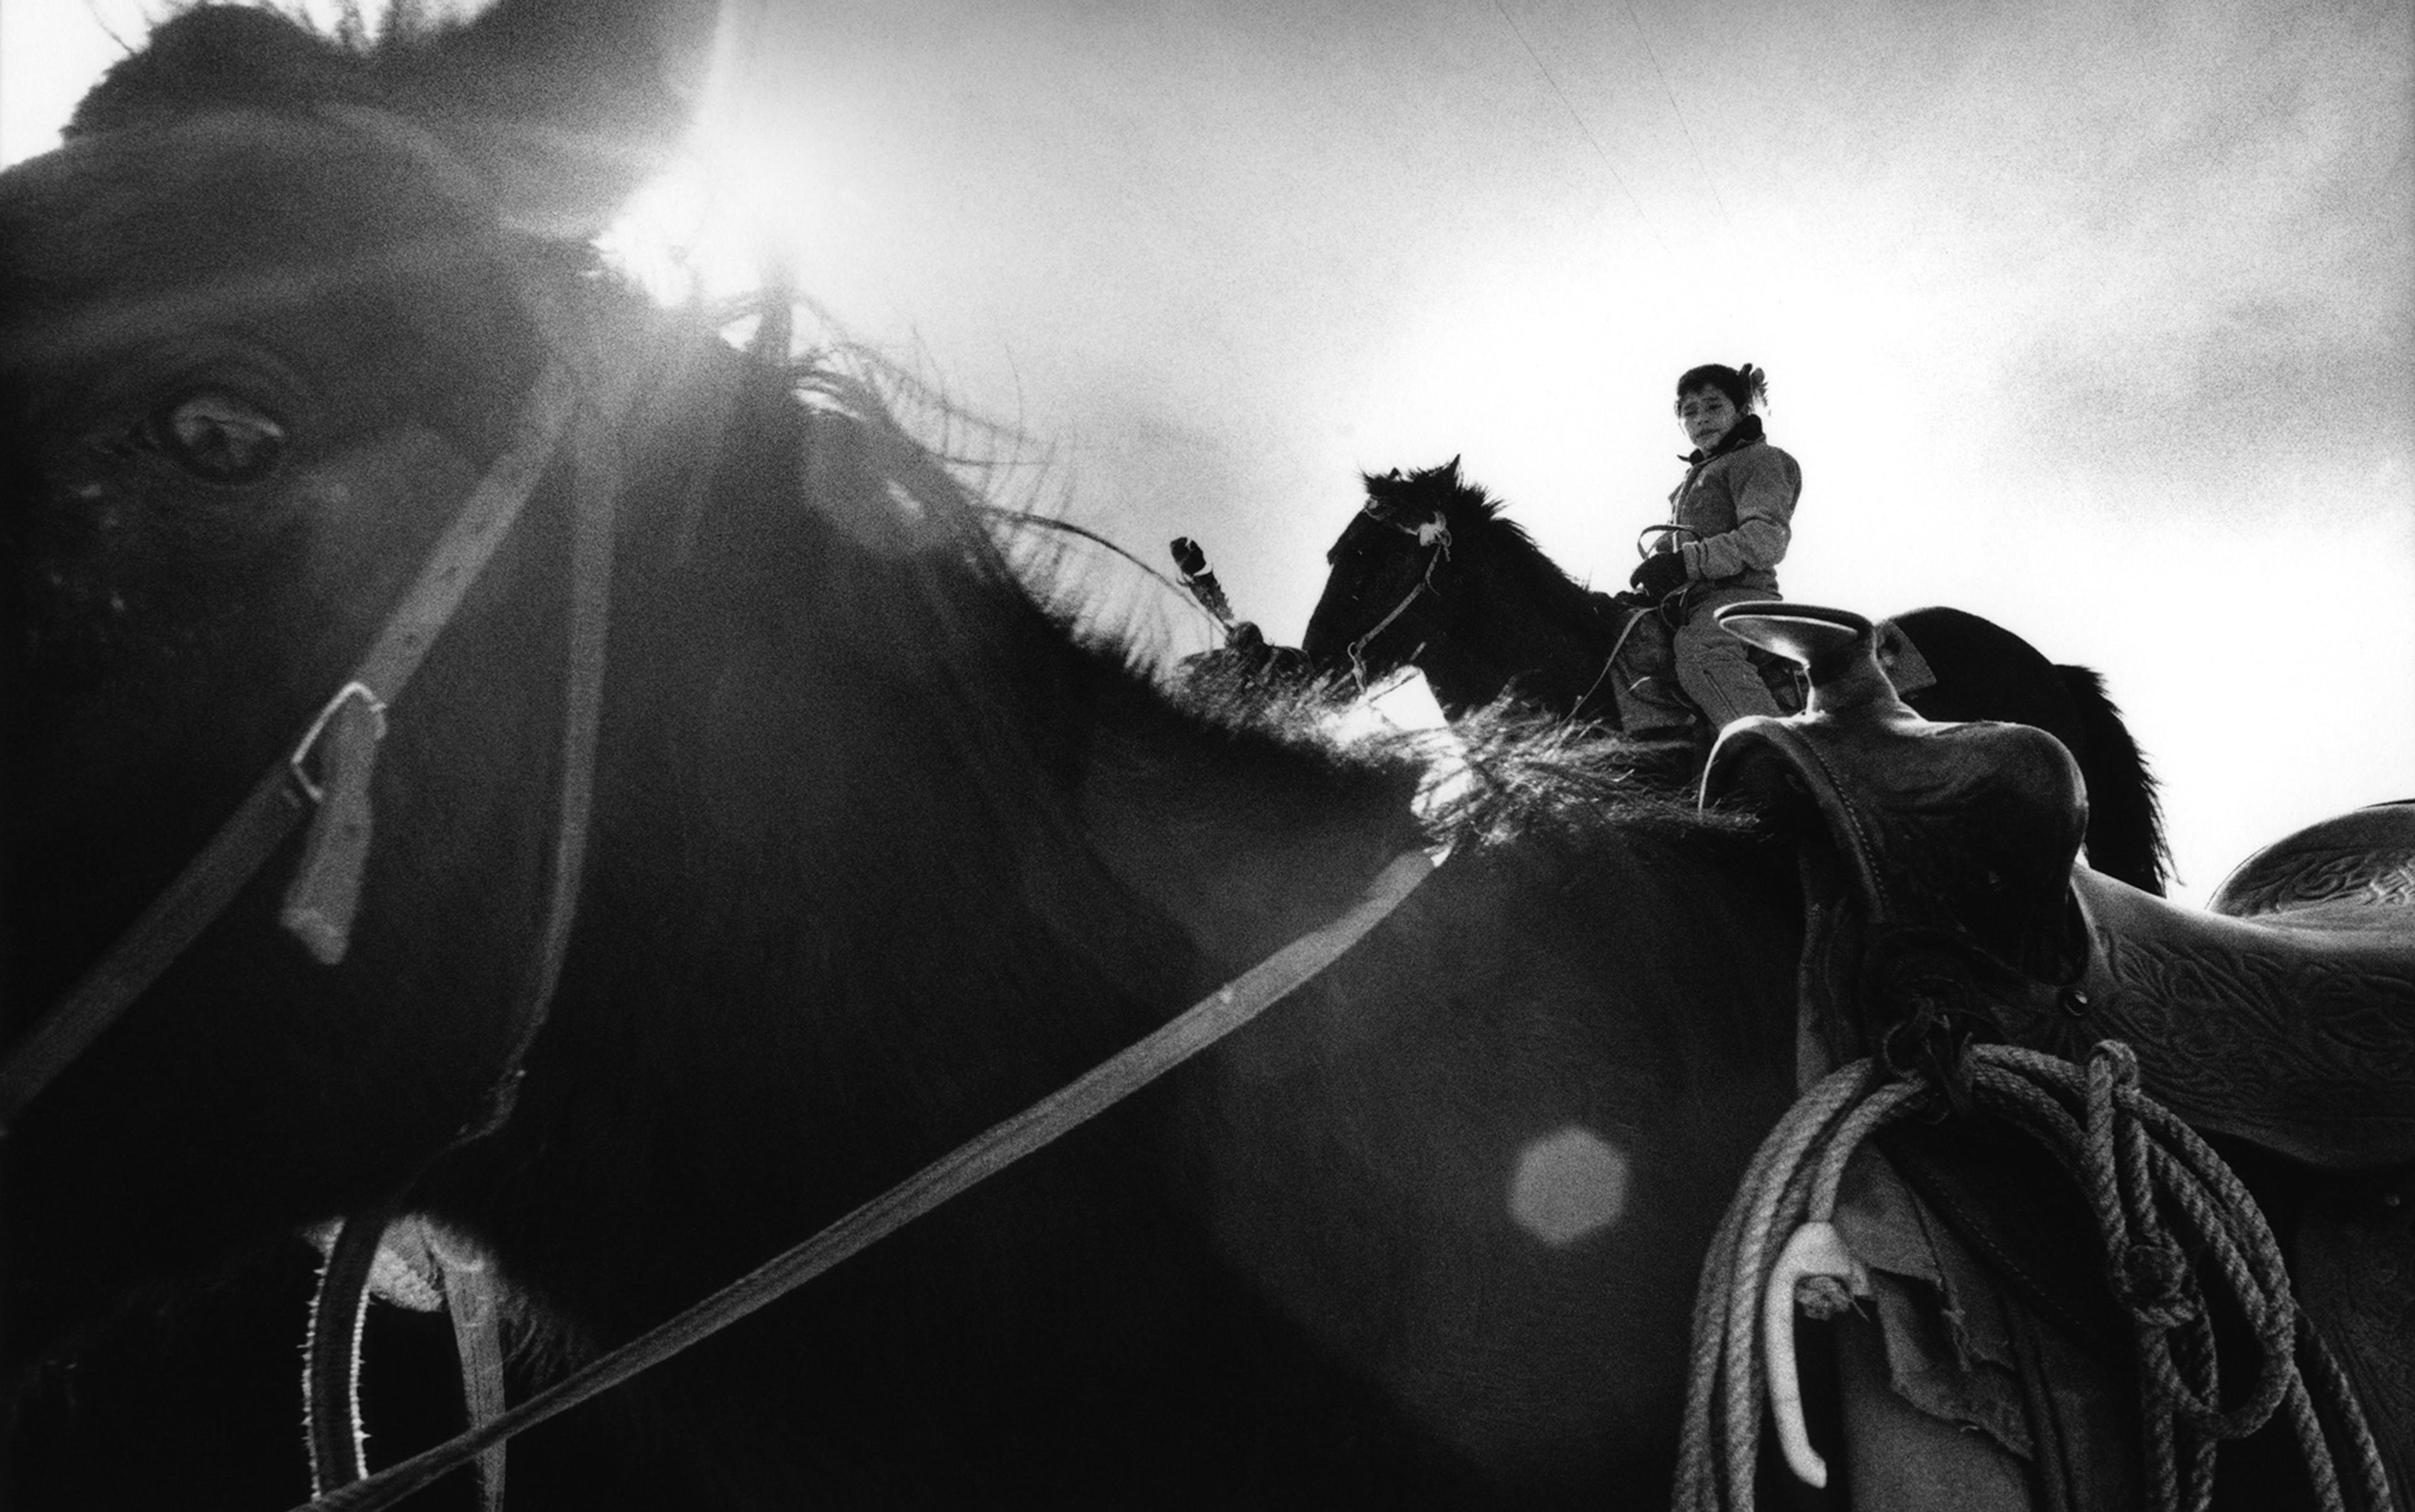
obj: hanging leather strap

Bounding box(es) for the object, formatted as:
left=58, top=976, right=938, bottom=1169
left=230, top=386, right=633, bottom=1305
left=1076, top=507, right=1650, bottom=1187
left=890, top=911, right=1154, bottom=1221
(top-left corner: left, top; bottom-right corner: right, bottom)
left=438, top=1252, right=509, bottom=1512
left=306, top=288, right=642, bottom=1503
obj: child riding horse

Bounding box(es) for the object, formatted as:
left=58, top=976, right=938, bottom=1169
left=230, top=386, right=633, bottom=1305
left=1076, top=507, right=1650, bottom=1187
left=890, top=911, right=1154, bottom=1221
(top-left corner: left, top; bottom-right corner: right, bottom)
left=1624, top=362, right=1799, bottom=738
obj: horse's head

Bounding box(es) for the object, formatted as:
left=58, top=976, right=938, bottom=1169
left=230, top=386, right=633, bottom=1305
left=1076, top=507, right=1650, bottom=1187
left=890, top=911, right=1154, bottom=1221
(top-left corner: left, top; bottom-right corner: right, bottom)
left=1, top=0, right=719, bottom=1369
left=1301, top=456, right=1482, bottom=688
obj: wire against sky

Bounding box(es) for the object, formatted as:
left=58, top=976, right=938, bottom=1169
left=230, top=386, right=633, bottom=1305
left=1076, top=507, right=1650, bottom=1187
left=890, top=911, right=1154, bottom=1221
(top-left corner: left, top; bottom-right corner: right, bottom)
left=1489, top=0, right=1669, bottom=257
left=1619, top=0, right=1734, bottom=231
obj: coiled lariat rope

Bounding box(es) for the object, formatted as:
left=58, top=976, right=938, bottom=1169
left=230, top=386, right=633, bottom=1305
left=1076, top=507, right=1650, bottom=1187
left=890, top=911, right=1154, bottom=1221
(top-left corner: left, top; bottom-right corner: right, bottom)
left=1676, top=1040, right=2394, bottom=1512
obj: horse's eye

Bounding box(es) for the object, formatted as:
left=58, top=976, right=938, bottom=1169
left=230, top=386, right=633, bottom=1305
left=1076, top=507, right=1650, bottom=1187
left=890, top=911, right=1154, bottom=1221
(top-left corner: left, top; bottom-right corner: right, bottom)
left=147, top=391, right=289, bottom=484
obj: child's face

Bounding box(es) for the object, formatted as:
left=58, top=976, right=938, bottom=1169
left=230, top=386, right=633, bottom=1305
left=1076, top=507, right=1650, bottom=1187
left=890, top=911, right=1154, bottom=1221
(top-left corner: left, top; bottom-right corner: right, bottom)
left=1677, top=388, right=1741, bottom=453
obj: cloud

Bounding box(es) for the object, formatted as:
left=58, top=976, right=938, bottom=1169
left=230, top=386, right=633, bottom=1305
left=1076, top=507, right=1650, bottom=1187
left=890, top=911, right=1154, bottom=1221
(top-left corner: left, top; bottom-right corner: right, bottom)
left=1712, top=0, right=2414, bottom=505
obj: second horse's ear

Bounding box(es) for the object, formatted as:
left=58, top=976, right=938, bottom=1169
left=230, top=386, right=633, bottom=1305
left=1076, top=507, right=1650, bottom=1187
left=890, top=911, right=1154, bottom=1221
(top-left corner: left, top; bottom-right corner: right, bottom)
left=1360, top=469, right=1401, bottom=518
left=385, top=0, right=722, bottom=238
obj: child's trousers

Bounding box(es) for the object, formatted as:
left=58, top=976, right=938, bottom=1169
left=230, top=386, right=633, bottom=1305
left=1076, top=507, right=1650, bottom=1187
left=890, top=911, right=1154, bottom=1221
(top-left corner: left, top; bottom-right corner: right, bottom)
left=1672, top=586, right=1787, bottom=730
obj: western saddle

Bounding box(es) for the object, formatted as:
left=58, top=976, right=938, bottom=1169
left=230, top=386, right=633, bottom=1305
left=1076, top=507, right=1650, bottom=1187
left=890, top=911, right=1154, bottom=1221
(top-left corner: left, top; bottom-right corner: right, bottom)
left=1699, top=601, right=2414, bottom=1505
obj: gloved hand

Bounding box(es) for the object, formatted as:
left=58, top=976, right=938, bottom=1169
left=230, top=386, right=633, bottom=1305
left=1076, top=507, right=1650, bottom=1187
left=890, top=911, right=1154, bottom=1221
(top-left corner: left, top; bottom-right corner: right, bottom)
left=1629, top=550, right=1690, bottom=600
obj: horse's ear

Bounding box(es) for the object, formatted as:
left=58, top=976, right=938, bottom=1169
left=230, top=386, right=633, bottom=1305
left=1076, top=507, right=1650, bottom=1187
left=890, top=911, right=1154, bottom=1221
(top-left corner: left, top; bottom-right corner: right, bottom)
left=1360, top=469, right=1401, bottom=518
left=69, top=9, right=367, bottom=136
left=1445, top=455, right=1462, bottom=480
left=385, top=0, right=721, bottom=238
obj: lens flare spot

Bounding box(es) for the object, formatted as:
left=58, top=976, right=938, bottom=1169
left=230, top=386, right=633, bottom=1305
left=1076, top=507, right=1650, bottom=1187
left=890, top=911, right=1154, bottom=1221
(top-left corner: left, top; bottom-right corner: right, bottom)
left=1508, top=1126, right=1629, bottom=1248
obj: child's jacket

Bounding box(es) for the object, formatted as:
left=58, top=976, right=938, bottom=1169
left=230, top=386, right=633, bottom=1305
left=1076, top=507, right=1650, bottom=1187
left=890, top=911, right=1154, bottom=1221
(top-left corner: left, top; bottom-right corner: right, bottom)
left=1662, top=414, right=1801, bottom=592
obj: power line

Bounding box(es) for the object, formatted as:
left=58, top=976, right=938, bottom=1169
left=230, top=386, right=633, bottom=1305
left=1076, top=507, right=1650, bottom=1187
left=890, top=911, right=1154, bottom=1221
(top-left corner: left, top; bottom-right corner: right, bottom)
left=1621, top=0, right=1736, bottom=232
left=1491, top=0, right=1670, bottom=257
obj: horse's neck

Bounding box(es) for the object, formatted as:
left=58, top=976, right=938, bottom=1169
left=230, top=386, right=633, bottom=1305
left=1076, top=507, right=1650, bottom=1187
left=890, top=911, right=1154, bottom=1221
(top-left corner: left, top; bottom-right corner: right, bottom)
left=1429, top=530, right=1616, bottom=716
left=598, top=377, right=1419, bottom=1053
left=1413, top=638, right=1514, bottom=718
left=1072, top=699, right=1427, bottom=979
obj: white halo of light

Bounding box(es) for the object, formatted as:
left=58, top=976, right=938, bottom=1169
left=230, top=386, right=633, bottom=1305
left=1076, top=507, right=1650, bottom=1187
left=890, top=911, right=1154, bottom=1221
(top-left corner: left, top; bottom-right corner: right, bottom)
left=596, top=1, right=819, bottom=313
left=1507, top=1125, right=1630, bottom=1248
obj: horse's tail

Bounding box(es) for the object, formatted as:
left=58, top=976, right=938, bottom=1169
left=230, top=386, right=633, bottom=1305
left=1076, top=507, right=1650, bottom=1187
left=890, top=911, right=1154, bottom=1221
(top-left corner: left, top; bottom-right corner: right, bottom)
left=2058, top=664, right=2171, bottom=895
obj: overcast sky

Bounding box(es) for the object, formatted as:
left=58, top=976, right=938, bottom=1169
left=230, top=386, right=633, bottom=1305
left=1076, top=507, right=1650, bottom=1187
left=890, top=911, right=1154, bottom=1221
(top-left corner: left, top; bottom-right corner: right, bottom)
left=6, top=0, right=2410, bottom=900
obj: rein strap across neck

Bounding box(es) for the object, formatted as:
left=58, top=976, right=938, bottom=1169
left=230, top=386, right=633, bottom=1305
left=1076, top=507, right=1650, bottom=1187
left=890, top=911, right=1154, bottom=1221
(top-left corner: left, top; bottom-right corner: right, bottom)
left=292, top=848, right=1438, bottom=1512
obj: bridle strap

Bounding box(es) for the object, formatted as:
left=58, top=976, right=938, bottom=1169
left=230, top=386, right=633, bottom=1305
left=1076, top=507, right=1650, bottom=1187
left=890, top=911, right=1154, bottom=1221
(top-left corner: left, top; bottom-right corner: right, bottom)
left=308, top=287, right=644, bottom=1503
left=484, top=295, right=635, bottom=1107
left=291, top=847, right=1439, bottom=1512
left=0, top=365, right=582, bottom=1137
left=438, top=1252, right=510, bottom=1512
left=1345, top=528, right=1451, bottom=694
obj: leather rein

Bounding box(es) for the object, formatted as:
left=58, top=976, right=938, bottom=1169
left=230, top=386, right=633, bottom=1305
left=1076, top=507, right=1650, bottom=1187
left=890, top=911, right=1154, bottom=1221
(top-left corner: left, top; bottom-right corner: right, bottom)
left=1341, top=510, right=1648, bottom=726
left=297, top=847, right=1436, bottom=1512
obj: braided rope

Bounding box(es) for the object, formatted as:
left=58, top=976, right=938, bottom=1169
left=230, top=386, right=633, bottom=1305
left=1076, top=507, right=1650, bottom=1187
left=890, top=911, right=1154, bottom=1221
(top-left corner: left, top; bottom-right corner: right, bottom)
left=1967, top=1042, right=2392, bottom=1512
left=1675, top=1059, right=1900, bottom=1512
left=1674, top=1041, right=2395, bottom=1512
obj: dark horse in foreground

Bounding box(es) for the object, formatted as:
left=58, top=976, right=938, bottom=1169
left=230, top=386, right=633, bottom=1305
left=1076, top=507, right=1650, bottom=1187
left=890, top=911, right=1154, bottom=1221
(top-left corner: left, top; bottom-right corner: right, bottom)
left=0, top=7, right=1807, bottom=1504
left=1300, top=460, right=2170, bottom=894
left=1, top=4, right=2384, bottom=1509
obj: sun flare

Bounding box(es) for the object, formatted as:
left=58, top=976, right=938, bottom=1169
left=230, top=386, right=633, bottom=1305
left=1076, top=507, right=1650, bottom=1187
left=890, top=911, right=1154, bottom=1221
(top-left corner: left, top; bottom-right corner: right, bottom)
left=597, top=113, right=810, bottom=311
left=597, top=11, right=821, bottom=314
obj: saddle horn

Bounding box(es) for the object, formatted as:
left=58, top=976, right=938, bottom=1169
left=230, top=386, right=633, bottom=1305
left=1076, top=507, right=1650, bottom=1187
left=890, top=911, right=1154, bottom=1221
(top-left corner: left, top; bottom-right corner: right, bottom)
left=1713, top=603, right=1909, bottom=720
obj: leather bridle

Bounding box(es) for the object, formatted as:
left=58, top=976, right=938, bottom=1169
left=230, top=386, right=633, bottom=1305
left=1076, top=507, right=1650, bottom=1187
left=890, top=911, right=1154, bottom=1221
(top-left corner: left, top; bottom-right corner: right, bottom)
left=0, top=97, right=665, bottom=1138
left=299, top=282, right=648, bottom=1504
left=3, top=278, right=641, bottom=1511
left=5, top=276, right=1446, bottom=1512
left=1341, top=512, right=1683, bottom=726
left=0, top=354, right=592, bottom=1135
left=1343, top=512, right=1452, bottom=694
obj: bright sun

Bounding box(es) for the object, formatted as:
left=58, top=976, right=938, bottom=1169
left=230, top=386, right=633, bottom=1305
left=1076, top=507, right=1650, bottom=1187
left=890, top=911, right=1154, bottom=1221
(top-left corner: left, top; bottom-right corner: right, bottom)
left=596, top=104, right=808, bottom=311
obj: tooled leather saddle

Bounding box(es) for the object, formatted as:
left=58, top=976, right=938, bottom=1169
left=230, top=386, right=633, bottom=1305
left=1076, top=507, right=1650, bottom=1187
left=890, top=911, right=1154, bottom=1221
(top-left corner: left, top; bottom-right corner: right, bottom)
left=1698, top=601, right=2415, bottom=1507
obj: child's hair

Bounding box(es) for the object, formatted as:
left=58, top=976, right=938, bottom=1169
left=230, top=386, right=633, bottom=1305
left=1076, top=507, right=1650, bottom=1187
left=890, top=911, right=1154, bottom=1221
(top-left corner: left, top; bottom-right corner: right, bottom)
left=1674, top=363, right=1769, bottom=414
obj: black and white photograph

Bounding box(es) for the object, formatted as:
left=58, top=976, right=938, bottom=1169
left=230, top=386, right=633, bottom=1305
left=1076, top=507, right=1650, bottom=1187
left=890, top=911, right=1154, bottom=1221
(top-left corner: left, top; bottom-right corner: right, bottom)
left=4, top=0, right=2410, bottom=1506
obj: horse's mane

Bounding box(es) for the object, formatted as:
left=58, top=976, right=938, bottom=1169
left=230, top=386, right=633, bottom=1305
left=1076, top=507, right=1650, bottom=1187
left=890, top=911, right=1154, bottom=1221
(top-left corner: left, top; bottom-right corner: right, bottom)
left=1432, top=711, right=1770, bottom=852
left=71, top=0, right=696, bottom=108
left=71, top=5, right=513, bottom=135
left=934, top=435, right=1789, bottom=857
left=726, top=338, right=1468, bottom=877
left=47, top=2, right=1765, bottom=892
left=1365, top=460, right=1602, bottom=622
